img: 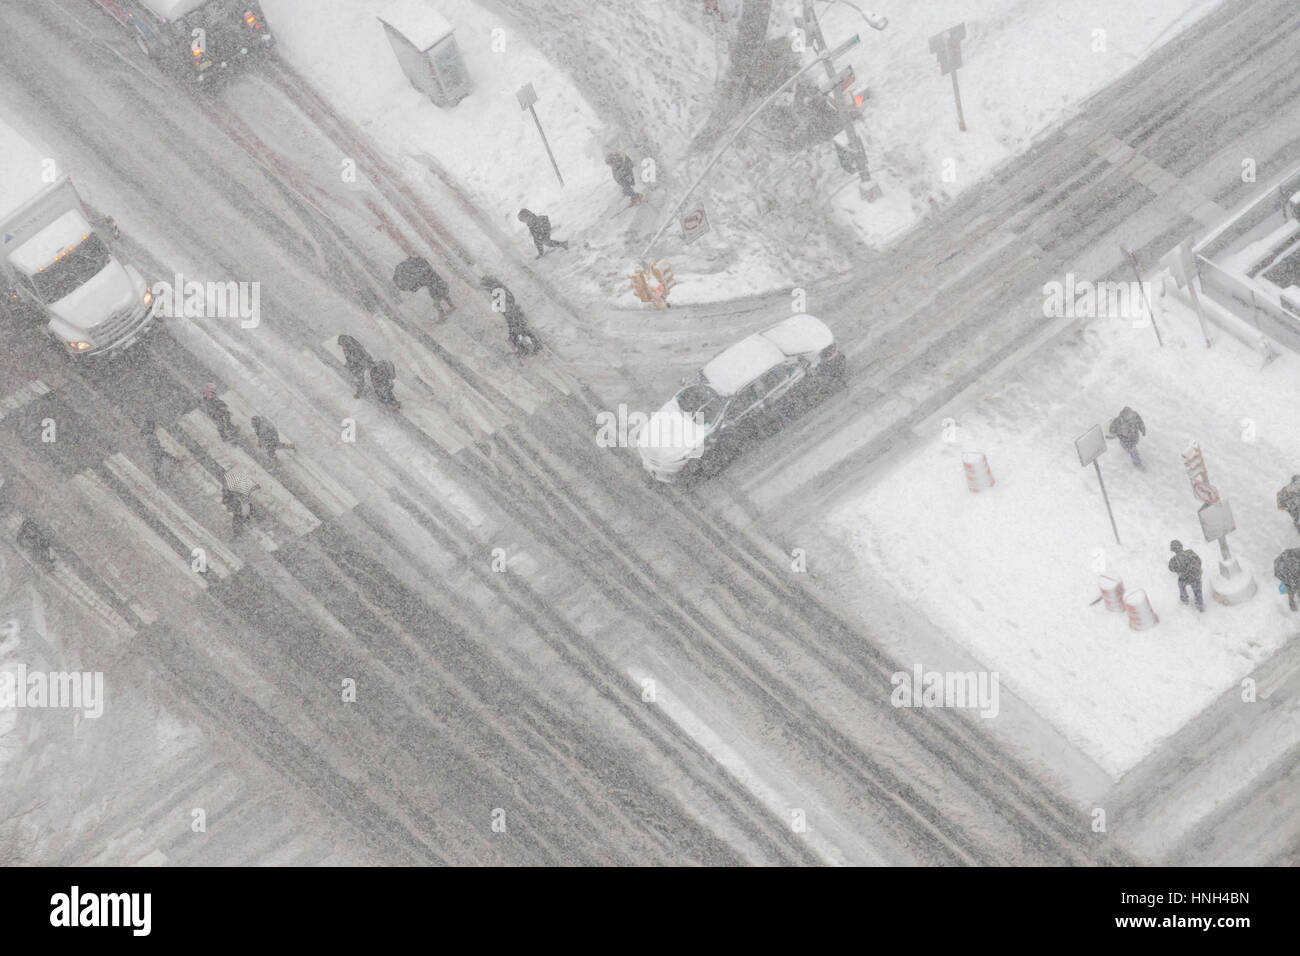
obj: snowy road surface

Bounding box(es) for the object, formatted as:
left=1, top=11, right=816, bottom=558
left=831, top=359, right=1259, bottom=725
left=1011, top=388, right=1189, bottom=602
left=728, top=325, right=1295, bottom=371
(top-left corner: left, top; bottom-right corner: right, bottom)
left=0, top=0, right=1296, bottom=866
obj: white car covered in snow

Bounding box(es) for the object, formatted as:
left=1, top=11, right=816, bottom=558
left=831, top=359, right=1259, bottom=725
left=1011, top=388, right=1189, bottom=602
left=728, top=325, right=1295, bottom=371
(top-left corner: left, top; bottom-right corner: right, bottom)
left=635, top=314, right=844, bottom=482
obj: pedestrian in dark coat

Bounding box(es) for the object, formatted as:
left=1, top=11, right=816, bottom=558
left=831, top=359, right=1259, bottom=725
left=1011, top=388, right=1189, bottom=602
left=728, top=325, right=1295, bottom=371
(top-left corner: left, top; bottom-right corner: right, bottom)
left=141, top=419, right=181, bottom=480
left=1278, top=475, right=1300, bottom=533
left=337, top=335, right=373, bottom=398
left=250, top=416, right=294, bottom=459
left=480, top=274, right=532, bottom=350
left=369, top=359, right=400, bottom=410
left=605, top=151, right=640, bottom=201
left=1168, top=540, right=1204, bottom=612
left=517, top=208, right=568, bottom=258
left=1107, top=406, right=1146, bottom=467
left=1275, top=548, right=1300, bottom=611
left=201, top=383, right=239, bottom=442
left=16, top=518, right=55, bottom=569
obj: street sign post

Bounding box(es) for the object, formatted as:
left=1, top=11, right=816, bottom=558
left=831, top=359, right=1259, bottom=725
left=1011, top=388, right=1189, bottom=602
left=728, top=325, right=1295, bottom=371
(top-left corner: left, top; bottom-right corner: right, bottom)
left=1076, top=424, right=1120, bottom=544
left=518, top=82, right=563, bottom=187
left=928, top=23, right=967, bottom=132
left=680, top=206, right=710, bottom=244
left=1162, top=237, right=1212, bottom=348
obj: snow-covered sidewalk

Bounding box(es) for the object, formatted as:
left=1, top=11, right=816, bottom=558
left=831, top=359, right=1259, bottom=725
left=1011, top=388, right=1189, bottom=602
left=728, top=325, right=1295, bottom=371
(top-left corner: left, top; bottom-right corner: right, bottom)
left=262, top=0, right=1224, bottom=307
left=826, top=282, right=1300, bottom=779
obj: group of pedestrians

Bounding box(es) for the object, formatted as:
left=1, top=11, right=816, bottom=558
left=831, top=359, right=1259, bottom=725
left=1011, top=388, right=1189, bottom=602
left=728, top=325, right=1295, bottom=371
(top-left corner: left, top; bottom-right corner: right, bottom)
left=338, top=335, right=401, bottom=410
left=1103, top=405, right=1300, bottom=613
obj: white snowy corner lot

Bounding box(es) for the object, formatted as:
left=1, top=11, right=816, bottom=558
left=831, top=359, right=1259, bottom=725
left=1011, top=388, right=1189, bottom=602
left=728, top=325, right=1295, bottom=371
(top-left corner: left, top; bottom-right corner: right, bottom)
left=260, top=1, right=1225, bottom=306
left=828, top=289, right=1300, bottom=779
left=260, top=0, right=610, bottom=255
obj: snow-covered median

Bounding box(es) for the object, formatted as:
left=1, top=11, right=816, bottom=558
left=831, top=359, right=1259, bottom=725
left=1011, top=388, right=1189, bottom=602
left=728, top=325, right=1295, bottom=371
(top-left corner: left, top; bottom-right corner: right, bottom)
left=827, top=284, right=1299, bottom=778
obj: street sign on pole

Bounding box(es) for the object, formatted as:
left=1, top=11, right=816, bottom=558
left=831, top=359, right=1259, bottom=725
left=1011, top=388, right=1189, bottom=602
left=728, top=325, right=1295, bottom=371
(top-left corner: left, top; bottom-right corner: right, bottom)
left=518, top=82, right=563, bottom=187
left=1076, top=425, right=1120, bottom=544
left=929, top=23, right=967, bottom=132
left=680, top=206, right=710, bottom=245
left=1192, top=480, right=1220, bottom=505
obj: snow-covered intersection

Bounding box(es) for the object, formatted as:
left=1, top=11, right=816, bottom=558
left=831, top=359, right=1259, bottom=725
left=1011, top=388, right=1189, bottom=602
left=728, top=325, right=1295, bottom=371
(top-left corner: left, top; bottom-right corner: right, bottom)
left=1, top=0, right=1298, bottom=877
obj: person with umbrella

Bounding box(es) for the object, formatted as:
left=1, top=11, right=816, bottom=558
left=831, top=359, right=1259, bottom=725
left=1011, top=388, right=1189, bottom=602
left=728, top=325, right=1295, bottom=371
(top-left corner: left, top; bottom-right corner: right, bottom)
left=222, top=467, right=259, bottom=536
left=394, top=255, right=455, bottom=321
left=337, top=334, right=373, bottom=398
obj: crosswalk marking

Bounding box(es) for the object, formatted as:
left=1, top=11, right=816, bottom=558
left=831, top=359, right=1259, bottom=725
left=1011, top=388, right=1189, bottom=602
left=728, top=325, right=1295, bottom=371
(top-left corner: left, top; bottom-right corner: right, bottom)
left=102, top=453, right=244, bottom=579
left=0, top=379, right=52, bottom=423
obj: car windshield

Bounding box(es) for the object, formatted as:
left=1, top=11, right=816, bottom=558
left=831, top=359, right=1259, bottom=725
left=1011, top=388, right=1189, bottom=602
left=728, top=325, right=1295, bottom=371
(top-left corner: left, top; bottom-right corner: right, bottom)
left=29, top=233, right=111, bottom=303
left=676, top=383, right=725, bottom=424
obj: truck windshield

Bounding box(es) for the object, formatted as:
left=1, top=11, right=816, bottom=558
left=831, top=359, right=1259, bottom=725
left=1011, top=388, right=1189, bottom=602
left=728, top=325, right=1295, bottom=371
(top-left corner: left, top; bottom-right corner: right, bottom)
left=29, top=234, right=111, bottom=303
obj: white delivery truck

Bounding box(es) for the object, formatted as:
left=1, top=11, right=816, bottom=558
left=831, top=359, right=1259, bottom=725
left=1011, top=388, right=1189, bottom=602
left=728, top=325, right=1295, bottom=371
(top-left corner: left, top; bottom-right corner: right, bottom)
left=0, top=114, right=156, bottom=356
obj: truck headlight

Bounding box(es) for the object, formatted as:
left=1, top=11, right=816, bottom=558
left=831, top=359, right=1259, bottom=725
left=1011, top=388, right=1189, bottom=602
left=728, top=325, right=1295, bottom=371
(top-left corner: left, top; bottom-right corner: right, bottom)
left=67, top=341, right=93, bottom=352
left=143, top=289, right=153, bottom=307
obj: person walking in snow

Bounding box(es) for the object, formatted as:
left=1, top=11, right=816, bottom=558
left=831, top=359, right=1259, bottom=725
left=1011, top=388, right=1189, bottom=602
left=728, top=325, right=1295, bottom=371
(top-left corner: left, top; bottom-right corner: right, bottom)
left=1107, top=406, right=1146, bottom=467
left=1275, top=548, right=1300, bottom=611
left=480, top=275, right=540, bottom=355
left=1277, top=475, right=1300, bottom=533
left=141, top=419, right=182, bottom=481
left=16, top=518, right=55, bottom=569
left=337, top=334, right=373, bottom=398
left=251, top=416, right=294, bottom=460
left=369, top=358, right=400, bottom=411
left=517, top=208, right=568, bottom=258
left=201, top=384, right=239, bottom=442
left=1168, top=540, right=1204, bottom=612
left=605, top=150, right=641, bottom=202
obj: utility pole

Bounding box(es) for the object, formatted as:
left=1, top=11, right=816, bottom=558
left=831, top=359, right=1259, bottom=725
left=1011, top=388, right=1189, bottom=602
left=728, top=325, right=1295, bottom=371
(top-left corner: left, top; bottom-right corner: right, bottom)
left=799, top=1, right=880, bottom=200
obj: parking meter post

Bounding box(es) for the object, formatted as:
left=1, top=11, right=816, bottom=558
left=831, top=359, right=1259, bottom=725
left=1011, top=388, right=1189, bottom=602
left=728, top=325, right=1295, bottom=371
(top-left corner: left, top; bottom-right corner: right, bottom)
left=950, top=69, right=966, bottom=132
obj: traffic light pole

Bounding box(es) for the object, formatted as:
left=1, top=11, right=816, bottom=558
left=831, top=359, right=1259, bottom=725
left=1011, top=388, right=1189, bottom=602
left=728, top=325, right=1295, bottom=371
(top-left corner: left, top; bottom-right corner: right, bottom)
left=641, top=35, right=861, bottom=261
left=802, top=0, right=877, bottom=198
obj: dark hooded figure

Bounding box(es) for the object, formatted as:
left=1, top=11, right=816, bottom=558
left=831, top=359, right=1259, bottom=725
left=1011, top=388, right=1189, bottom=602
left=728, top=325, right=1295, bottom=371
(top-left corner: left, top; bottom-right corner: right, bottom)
left=201, top=383, right=238, bottom=442
left=337, top=334, right=373, bottom=398
left=481, top=275, right=540, bottom=355
left=1168, top=540, right=1204, bottom=612
left=1107, top=406, right=1146, bottom=467
left=369, top=358, right=400, bottom=410
left=141, top=418, right=181, bottom=480
left=517, top=209, right=568, bottom=258
left=251, top=416, right=293, bottom=459
left=1275, top=548, right=1300, bottom=611
left=1278, top=475, right=1300, bottom=533
left=605, top=150, right=639, bottom=200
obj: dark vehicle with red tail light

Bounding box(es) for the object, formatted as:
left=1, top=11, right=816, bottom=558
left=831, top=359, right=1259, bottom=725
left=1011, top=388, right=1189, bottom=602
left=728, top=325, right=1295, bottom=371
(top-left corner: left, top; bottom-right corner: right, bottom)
left=90, top=0, right=275, bottom=85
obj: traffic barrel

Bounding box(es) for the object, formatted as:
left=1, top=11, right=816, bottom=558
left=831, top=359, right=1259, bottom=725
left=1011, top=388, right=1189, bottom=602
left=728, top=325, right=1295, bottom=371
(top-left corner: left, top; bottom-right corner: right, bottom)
left=963, top=452, right=995, bottom=493
left=1098, top=575, right=1125, bottom=612
left=1124, top=589, right=1158, bottom=631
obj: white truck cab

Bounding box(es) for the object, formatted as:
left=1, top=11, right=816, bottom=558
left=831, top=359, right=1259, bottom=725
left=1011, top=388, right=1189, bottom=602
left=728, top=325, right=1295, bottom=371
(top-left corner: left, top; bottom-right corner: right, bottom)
left=1, top=115, right=156, bottom=356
